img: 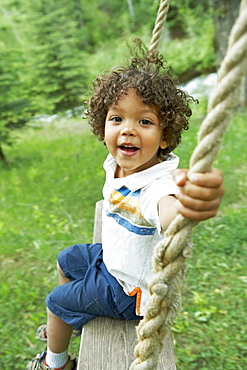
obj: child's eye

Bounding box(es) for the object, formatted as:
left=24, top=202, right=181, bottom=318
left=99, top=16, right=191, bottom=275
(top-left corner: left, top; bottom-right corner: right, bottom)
left=139, top=119, right=152, bottom=125
left=111, top=116, right=122, bottom=123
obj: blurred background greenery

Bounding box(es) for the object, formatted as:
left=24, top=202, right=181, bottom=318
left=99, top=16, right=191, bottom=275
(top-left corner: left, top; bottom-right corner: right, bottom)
left=0, top=0, right=246, bottom=369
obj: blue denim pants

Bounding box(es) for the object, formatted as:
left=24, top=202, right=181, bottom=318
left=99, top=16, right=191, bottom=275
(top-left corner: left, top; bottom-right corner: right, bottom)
left=46, top=243, right=140, bottom=330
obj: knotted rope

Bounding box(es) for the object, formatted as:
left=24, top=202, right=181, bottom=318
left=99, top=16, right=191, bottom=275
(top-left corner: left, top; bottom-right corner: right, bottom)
left=130, top=1, right=247, bottom=369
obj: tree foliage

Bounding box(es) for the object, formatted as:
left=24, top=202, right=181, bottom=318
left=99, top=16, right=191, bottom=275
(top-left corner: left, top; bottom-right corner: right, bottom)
left=22, top=0, right=89, bottom=113
left=0, top=3, right=30, bottom=161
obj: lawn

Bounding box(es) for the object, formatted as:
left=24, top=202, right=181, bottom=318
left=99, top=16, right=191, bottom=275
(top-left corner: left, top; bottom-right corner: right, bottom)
left=0, top=108, right=246, bottom=369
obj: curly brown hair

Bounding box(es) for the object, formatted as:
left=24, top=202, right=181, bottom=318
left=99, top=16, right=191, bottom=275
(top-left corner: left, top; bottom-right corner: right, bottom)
left=86, top=39, right=195, bottom=158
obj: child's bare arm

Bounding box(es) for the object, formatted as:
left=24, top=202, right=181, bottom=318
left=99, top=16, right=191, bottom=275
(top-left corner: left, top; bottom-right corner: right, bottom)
left=158, top=196, right=178, bottom=231
left=158, top=168, right=225, bottom=230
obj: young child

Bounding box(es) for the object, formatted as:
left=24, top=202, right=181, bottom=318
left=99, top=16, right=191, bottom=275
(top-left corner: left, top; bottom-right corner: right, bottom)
left=26, top=42, right=224, bottom=370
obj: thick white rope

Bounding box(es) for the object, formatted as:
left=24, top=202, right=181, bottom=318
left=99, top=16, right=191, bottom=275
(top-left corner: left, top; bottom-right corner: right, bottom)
left=130, top=1, right=247, bottom=369
left=149, top=0, right=170, bottom=52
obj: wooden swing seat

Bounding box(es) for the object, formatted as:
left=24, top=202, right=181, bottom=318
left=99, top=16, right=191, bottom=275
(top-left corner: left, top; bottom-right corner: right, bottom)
left=77, top=200, right=176, bottom=369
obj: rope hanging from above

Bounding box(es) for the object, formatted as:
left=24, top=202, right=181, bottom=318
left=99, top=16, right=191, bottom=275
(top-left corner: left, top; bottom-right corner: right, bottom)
left=149, top=0, right=170, bottom=51
left=130, top=0, right=247, bottom=369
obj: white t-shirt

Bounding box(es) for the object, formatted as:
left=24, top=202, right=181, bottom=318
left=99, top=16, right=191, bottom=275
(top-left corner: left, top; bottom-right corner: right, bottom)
left=102, top=153, right=179, bottom=315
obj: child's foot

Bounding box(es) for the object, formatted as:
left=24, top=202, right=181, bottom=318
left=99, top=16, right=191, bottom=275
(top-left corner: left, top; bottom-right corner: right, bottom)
left=36, top=324, right=81, bottom=342
left=26, top=351, right=77, bottom=370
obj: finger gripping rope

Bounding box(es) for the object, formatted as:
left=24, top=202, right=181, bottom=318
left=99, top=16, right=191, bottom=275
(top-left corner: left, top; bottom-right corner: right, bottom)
left=130, top=1, right=247, bottom=369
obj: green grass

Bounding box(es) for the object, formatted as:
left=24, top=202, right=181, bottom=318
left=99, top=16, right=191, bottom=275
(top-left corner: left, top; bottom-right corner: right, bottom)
left=0, top=110, right=246, bottom=369
left=173, top=109, right=247, bottom=369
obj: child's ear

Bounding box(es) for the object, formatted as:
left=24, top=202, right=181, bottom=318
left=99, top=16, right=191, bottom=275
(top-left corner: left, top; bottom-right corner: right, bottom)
left=159, top=138, right=167, bottom=149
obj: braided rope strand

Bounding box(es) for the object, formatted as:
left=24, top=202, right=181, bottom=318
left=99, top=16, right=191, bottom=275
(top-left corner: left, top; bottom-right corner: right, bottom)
left=130, top=2, right=247, bottom=369
left=149, top=0, right=170, bottom=52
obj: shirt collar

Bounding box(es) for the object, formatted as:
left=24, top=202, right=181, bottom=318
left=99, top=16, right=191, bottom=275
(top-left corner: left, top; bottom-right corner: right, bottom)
left=103, top=153, right=179, bottom=191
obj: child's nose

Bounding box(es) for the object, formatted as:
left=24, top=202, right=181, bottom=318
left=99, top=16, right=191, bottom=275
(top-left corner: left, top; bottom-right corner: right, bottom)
left=120, top=121, right=137, bottom=136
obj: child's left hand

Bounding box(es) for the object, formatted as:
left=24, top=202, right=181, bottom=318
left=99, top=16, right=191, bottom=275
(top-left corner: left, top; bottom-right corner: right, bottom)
left=173, top=168, right=225, bottom=221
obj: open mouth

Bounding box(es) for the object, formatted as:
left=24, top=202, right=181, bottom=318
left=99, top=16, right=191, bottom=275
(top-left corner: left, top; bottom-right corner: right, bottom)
left=119, top=145, right=139, bottom=152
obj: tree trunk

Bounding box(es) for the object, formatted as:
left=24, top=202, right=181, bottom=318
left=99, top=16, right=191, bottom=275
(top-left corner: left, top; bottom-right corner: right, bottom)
left=0, top=144, right=7, bottom=164
left=213, top=0, right=246, bottom=105
left=126, top=0, right=135, bottom=17
left=213, top=0, right=241, bottom=68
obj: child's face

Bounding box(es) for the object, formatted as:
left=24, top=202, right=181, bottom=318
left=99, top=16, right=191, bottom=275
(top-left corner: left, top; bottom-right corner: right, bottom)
left=104, top=88, right=167, bottom=178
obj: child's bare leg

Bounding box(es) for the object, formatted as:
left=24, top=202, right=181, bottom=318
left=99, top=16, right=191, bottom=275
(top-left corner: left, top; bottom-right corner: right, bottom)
left=44, top=262, right=74, bottom=367
left=46, top=308, right=73, bottom=353
left=57, top=262, right=70, bottom=285
left=46, top=262, right=73, bottom=352
left=26, top=258, right=77, bottom=368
